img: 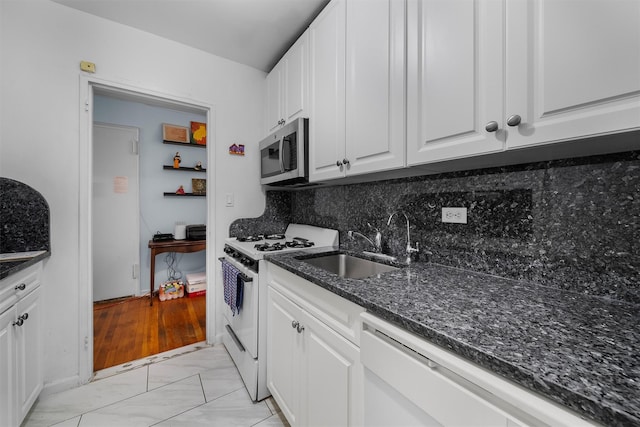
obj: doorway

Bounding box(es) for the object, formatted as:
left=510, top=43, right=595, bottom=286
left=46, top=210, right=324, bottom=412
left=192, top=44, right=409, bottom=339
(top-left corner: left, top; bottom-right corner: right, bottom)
left=80, top=78, right=214, bottom=379
left=92, top=123, right=140, bottom=302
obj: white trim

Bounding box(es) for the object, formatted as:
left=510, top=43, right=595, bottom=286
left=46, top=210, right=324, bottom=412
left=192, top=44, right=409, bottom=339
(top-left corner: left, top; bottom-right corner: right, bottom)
left=78, top=75, right=216, bottom=384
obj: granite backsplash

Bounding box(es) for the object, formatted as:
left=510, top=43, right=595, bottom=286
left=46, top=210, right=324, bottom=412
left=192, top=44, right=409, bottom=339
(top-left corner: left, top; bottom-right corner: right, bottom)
left=0, top=177, right=50, bottom=253
left=230, top=151, right=640, bottom=304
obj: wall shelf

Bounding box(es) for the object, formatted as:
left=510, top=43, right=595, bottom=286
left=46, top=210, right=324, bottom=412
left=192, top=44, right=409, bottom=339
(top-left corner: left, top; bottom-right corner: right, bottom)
left=163, top=165, right=206, bottom=173
left=163, top=140, right=206, bottom=149
left=163, top=192, right=206, bottom=197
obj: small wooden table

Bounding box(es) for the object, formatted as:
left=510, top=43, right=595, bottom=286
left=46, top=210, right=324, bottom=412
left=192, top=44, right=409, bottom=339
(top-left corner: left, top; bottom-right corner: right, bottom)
left=148, top=239, right=206, bottom=305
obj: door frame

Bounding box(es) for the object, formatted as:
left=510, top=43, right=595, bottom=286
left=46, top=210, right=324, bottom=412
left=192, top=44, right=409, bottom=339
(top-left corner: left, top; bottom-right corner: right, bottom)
left=78, top=76, right=216, bottom=383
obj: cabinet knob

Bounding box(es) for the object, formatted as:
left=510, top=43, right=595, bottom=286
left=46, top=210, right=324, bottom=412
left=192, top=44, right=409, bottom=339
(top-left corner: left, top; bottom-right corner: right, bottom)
left=12, top=313, right=28, bottom=327
left=336, top=160, right=343, bottom=167
left=15, top=283, right=26, bottom=291
left=507, top=115, right=522, bottom=127
left=296, top=324, right=305, bottom=333
left=485, top=121, right=499, bottom=133
left=291, top=320, right=299, bottom=329
left=342, top=158, right=350, bottom=165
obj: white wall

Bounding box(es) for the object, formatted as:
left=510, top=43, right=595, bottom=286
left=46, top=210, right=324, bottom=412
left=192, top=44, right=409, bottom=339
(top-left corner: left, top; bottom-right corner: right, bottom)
left=94, top=95, right=208, bottom=296
left=0, top=0, right=268, bottom=392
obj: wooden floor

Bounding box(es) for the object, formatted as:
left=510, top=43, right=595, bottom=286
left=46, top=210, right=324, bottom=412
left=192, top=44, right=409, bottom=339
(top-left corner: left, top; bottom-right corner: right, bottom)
left=93, top=294, right=206, bottom=372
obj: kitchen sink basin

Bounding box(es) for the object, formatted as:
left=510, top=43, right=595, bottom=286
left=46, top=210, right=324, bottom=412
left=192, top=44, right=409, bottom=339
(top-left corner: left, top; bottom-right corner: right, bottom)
left=302, top=253, right=399, bottom=279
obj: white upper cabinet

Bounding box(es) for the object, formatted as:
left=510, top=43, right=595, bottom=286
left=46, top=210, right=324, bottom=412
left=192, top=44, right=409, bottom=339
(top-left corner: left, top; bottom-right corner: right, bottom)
left=505, top=0, right=640, bottom=149
left=266, top=31, right=309, bottom=135
left=308, top=0, right=347, bottom=181
left=309, top=0, right=405, bottom=182
left=344, top=0, right=406, bottom=177
left=408, top=0, right=640, bottom=166
left=407, top=0, right=505, bottom=166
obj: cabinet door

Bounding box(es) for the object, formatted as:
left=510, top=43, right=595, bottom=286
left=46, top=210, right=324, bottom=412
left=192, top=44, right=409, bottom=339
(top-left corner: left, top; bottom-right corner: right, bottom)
left=267, top=32, right=308, bottom=135
left=309, top=0, right=347, bottom=182
left=301, top=308, right=362, bottom=427
left=267, top=287, right=301, bottom=426
left=406, top=0, right=505, bottom=166
left=345, top=0, right=406, bottom=176
left=14, top=286, right=43, bottom=423
left=505, top=0, right=640, bottom=149
left=266, top=64, right=283, bottom=134
left=283, top=32, right=308, bottom=125
left=0, top=308, right=16, bottom=427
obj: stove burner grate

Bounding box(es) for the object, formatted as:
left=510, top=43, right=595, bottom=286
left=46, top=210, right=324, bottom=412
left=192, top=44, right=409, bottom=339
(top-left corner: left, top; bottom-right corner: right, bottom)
left=237, top=235, right=264, bottom=242
left=254, top=242, right=286, bottom=252
left=253, top=240, right=315, bottom=252
left=285, top=240, right=314, bottom=248
left=265, top=233, right=286, bottom=240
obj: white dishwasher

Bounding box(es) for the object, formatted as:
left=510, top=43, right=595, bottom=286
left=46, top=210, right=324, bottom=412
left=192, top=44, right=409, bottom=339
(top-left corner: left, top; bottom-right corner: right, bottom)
left=360, top=313, right=600, bottom=427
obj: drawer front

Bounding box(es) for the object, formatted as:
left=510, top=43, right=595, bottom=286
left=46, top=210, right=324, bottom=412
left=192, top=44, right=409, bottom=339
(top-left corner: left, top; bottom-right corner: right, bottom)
left=266, top=262, right=364, bottom=346
left=0, top=264, right=42, bottom=314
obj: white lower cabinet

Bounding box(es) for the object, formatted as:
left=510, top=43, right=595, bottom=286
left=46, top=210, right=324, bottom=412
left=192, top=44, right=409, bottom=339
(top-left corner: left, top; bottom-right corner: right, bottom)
left=266, top=263, right=363, bottom=427
left=0, top=263, right=44, bottom=427
left=0, top=306, right=16, bottom=427
left=360, top=312, right=601, bottom=427
left=266, top=261, right=601, bottom=427
left=15, top=285, right=43, bottom=422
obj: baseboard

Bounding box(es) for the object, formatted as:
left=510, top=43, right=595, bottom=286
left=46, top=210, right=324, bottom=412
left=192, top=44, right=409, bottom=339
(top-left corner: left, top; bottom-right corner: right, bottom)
left=40, top=374, right=86, bottom=397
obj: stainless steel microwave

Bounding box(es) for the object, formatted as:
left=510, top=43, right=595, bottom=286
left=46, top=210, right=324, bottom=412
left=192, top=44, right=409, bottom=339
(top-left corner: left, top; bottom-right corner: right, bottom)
left=259, top=117, right=309, bottom=186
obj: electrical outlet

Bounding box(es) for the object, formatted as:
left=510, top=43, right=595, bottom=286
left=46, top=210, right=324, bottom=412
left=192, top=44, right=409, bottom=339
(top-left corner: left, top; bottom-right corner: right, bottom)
left=442, top=207, right=467, bottom=224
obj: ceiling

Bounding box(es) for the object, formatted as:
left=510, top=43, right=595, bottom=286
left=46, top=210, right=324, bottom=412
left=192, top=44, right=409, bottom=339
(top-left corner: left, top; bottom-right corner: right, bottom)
left=52, top=0, right=330, bottom=73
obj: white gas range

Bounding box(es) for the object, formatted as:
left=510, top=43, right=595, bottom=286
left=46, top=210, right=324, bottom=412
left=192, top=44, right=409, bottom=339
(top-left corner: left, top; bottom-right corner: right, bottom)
left=220, top=224, right=339, bottom=401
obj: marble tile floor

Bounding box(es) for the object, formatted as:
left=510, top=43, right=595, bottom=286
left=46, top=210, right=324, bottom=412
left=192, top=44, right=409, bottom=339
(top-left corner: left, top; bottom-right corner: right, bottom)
left=23, top=342, right=289, bottom=427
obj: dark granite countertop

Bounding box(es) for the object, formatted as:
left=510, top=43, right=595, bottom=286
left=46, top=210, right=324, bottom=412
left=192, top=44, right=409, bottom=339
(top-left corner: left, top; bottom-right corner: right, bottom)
left=265, top=248, right=640, bottom=427
left=0, top=251, right=50, bottom=281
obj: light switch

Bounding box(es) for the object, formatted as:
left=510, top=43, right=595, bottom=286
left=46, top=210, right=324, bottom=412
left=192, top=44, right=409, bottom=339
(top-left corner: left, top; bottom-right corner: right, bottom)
left=225, top=193, right=234, bottom=207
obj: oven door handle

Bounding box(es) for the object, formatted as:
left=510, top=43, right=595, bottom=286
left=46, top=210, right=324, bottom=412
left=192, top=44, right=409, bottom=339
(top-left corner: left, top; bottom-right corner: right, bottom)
left=278, top=136, right=285, bottom=173
left=219, top=257, right=254, bottom=282
left=225, top=325, right=246, bottom=352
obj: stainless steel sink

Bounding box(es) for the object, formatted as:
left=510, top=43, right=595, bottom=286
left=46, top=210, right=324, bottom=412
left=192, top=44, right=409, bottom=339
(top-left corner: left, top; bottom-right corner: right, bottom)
left=302, top=253, right=399, bottom=279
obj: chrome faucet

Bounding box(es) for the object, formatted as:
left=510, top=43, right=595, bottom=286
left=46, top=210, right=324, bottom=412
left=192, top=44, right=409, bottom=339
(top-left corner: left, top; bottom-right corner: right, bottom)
left=387, top=212, right=419, bottom=264
left=348, top=230, right=382, bottom=253
left=367, top=222, right=382, bottom=253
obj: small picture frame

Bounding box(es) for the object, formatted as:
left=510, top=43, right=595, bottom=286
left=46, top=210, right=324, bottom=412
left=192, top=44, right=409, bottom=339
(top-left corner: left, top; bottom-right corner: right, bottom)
left=192, top=178, right=206, bottom=195
left=190, top=121, right=207, bottom=145
left=163, top=124, right=190, bottom=144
